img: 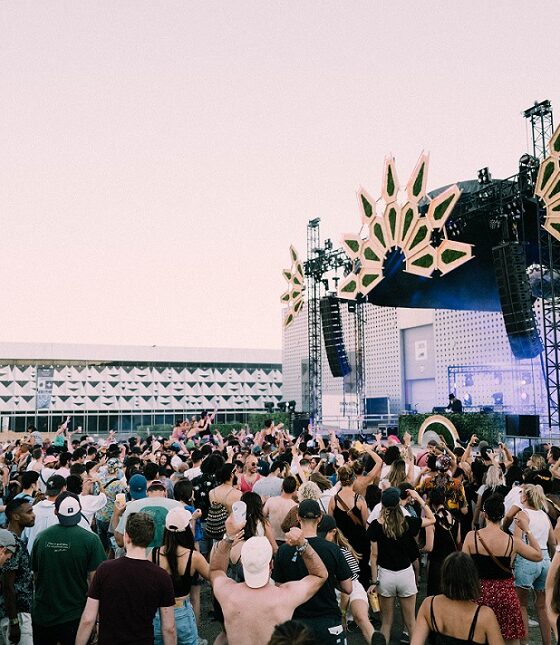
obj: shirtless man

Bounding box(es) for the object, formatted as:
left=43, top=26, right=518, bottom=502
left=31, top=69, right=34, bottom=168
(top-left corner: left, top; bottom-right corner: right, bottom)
left=210, top=515, right=327, bottom=645
left=263, top=475, right=297, bottom=545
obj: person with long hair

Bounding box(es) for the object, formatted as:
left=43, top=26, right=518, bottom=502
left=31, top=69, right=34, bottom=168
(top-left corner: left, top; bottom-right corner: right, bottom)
left=462, top=494, right=542, bottom=645
left=151, top=507, right=210, bottom=645
left=328, top=465, right=370, bottom=587
left=473, top=464, right=507, bottom=528
left=367, top=486, right=436, bottom=643
left=411, top=552, right=504, bottom=645
left=319, top=514, right=377, bottom=644
left=423, top=487, right=458, bottom=597
left=387, top=459, right=409, bottom=489
left=503, top=484, right=556, bottom=645
left=230, top=491, right=277, bottom=568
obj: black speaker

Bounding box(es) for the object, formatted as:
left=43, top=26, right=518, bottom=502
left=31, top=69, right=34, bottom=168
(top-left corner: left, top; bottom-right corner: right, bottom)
left=320, top=296, right=351, bottom=377
left=292, top=416, right=310, bottom=438
left=505, top=414, right=540, bottom=437
left=492, top=242, right=543, bottom=359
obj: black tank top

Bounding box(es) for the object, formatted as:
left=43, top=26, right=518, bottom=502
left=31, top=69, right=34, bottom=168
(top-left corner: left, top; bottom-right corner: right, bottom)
left=470, top=529, right=513, bottom=580
left=429, top=597, right=485, bottom=645
left=152, top=547, right=194, bottom=597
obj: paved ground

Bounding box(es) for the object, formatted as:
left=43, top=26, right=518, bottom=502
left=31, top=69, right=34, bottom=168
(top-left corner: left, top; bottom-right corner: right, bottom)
left=197, top=573, right=545, bottom=644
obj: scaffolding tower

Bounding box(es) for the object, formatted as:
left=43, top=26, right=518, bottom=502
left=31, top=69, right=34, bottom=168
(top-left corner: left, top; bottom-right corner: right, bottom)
left=524, top=100, right=559, bottom=434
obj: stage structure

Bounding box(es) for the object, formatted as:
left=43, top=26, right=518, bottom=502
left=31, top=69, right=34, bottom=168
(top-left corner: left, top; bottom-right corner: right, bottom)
left=282, top=101, right=560, bottom=433
left=528, top=101, right=560, bottom=432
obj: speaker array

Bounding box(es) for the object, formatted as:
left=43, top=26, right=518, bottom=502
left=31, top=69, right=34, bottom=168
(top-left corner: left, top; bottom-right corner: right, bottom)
left=492, top=242, right=543, bottom=359
left=320, top=296, right=352, bottom=377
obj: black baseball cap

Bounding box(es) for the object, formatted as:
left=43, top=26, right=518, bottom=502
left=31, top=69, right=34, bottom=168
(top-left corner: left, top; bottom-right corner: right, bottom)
left=298, top=499, right=322, bottom=519
left=45, top=475, right=66, bottom=496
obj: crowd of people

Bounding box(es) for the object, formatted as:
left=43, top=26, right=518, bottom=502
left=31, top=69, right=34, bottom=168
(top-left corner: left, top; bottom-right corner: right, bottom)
left=2, top=416, right=560, bottom=644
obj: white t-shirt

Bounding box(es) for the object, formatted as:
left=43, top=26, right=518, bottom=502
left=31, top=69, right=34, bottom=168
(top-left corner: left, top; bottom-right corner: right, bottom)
left=523, top=508, right=551, bottom=549
left=183, top=466, right=202, bottom=481
left=367, top=502, right=410, bottom=525
left=79, top=493, right=108, bottom=524
left=25, top=499, right=92, bottom=553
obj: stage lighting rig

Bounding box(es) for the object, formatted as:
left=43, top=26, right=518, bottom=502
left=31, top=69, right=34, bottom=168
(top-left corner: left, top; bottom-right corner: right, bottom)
left=477, top=167, right=492, bottom=185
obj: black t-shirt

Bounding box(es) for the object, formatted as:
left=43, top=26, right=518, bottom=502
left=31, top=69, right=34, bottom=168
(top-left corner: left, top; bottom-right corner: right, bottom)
left=525, top=468, right=553, bottom=493
left=88, top=557, right=175, bottom=645
left=272, top=536, right=352, bottom=620
left=366, top=516, right=422, bottom=571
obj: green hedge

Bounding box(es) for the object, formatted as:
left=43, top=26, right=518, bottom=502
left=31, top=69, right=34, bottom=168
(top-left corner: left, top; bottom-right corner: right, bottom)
left=398, top=412, right=504, bottom=445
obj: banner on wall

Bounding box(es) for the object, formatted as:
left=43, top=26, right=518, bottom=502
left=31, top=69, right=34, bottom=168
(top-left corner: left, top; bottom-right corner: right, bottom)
left=36, top=367, right=54, bottom=410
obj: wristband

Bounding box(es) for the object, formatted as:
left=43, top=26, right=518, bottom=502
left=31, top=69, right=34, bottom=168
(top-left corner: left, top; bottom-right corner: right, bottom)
left=223, top=535, right=235, bottom=544
left=296, top=539, right=309, bottom=554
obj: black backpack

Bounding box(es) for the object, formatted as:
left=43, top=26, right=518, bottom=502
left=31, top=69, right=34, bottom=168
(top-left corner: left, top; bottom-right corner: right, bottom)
left=191, top=473, right=216, bottom=520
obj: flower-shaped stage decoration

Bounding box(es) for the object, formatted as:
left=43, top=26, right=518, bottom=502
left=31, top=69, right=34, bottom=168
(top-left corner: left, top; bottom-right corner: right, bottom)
left=535, top=125, right=560, bottom=241
left=338, top=152, right=473, bottom=299
left=281, top=246, right=305, bottom=328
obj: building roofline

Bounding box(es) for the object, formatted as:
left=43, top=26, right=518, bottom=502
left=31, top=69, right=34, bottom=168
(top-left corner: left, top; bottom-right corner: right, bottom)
left=0, top=342, right=281, bottom=366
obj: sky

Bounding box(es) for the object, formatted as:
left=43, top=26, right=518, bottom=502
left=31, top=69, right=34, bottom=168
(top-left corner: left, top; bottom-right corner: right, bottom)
left=1, top=1, right=559, bottom=351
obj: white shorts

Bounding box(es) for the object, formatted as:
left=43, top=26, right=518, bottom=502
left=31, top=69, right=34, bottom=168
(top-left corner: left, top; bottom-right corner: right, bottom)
left=349, top=579, right=368, bottom=604
left=0, top=612, right=33, bottom=645
left=377, top=565, right=417, bottom=598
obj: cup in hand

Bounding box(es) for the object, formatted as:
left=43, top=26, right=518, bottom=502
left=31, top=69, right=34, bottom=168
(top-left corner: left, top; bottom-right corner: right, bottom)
left=232, top=501, right=247, bottom=523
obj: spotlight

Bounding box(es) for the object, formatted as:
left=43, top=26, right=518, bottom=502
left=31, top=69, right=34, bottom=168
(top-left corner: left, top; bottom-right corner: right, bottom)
left=288, top=400, right=296, bottom=412
left=264, top=402, right=274, bottom=412
left=465, top=375, right=474, bottom=387
left=492, top=392, right=504, bottom=405
left=324, top=238, right=333, bottom=250
left=520, top=372, right=532, bottom=386
left=520, top=390, right=529, bottom=401
left=477, top=167, right=492, bottom=185
left=464, top=393, right=472, bottom=405
left=493, top=372, right=502, bottom=385
left=277, top=401, right=287, bottom=412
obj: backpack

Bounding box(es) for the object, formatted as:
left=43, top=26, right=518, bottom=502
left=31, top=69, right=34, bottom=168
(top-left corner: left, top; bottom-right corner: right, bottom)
left=192, top=473, right=216, bottom=519
left=205, top=501, right=228, bottom=539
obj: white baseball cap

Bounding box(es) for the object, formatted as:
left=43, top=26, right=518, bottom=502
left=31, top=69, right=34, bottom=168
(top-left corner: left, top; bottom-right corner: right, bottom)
left=165, top=507, right=192, bottom=533
left=241, top=537, right=273, bottom=589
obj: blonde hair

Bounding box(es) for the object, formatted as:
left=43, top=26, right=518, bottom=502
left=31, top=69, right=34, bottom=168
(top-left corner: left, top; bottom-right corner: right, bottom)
left=530, top=454, right=546, bottom=471
left=332, top=527, right=361, bottom=561
left=523, top=483, right=548, bottom=511
left=297, top=481, right=321, bottom=502
left=484, top=465, right=505, bottom=488
left=381, top=506, right=407, bottom=540
left=388, top=460, right=407, bottom=488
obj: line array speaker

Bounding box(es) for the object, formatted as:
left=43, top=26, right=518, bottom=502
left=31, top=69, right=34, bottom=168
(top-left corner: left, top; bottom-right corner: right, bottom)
left=492, top=242, right=543, bottom=360
left=320, top=296, right=351, bottom=377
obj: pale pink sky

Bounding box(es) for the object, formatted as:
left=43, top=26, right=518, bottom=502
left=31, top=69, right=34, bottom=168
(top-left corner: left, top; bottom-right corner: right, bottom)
left=1, top=1, right=559, bottom=351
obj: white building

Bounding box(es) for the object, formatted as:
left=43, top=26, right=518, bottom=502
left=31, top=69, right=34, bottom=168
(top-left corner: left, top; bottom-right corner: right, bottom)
left=0, top=342, right=282, bottom=434
left=282, top=303, right=546, bottom=419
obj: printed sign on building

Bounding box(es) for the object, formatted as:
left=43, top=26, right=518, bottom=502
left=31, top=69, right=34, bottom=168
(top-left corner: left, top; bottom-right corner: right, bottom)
left=36, top=367, right=54, bottom=410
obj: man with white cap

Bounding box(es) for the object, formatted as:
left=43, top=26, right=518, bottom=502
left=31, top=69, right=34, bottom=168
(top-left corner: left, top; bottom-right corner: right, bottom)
left=31, top=492, right=105, bottom=645
left=210, top=514, right=327, bottom=645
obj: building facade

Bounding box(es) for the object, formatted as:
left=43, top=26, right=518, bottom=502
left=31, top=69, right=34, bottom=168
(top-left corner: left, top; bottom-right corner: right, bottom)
left=0, top=343, right=282, bottom=434
left=282, top=302, right=546, bottom=420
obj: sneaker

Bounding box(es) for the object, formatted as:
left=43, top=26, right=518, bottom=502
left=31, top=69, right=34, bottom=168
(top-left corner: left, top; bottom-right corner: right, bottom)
left=371, top=633, right=386, bottom=645
left=400, top=632, right=410, bottom=643
left=198, top=639, right=208, bottom=645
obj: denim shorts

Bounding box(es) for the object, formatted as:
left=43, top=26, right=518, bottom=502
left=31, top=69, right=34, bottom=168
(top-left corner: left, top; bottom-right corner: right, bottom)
left=153, top=598, right=198, bottom=645
left=514, top=552, right=550, bottom=591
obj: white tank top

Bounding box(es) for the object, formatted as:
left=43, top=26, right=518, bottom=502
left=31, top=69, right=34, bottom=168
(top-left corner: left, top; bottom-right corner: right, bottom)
left=524, top=507, right=550, bottom=549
